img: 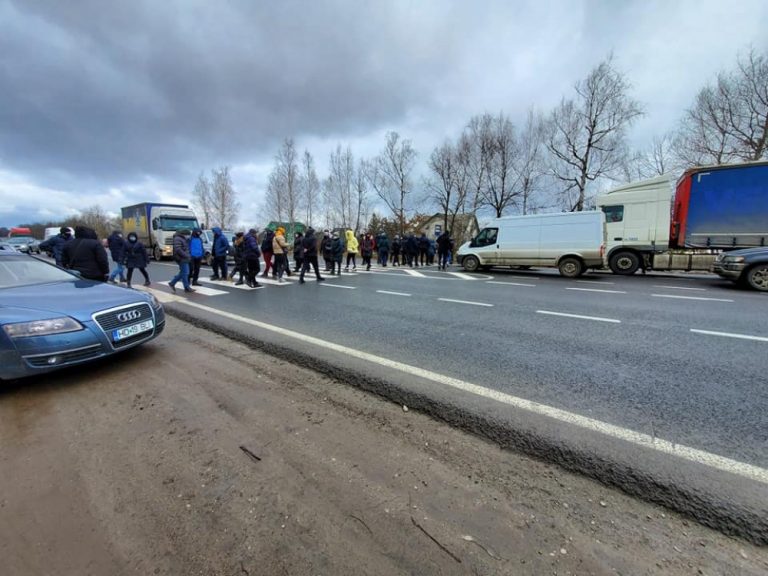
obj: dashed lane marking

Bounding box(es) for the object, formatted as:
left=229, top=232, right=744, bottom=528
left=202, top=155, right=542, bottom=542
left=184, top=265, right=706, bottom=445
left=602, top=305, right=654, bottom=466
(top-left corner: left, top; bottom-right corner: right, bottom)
left=447, top=271, right=478, bottom=280
left=652, top=294, right=733, bottom=302
left=653, top=285, right=707, bottom=291
left=690, top=329, right=768, bottom=342
left=536, top=310, right=621, bottom=323
left=486, top=280, right=537, bottom=287
left=566, top=287, right=628, bottom=294
left=438, top=298, right=493, bottom=307
left=319, top=283, right=356, bottom=289
left=576, top=279, right=616, bottom=285
left=376, top=290, right=412, bottom=296
left=164, top=294, right=768, bottom=486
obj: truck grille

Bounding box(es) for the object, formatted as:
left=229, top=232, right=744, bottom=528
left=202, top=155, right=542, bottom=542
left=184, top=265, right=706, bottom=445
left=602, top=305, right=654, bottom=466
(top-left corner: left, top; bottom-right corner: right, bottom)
left=93, top=303, right=155, bottom=349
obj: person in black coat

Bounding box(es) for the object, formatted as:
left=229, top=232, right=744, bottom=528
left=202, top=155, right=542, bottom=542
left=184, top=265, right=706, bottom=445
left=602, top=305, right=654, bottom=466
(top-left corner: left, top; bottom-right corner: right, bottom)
left=107, top=230, right=127, bottom=283
left=243, top=228, right=262, bottom=288
left=390, top=235, right=401, bottom=266
left=418, top=233, right=429, bottom=266
left=299, top=228, right=325, bottom=284
left=124, top=232, right=151, bottom=287
left=321, top=230, right=333, bottom=271
left=62, top=226, right=109, bottom=281
left=40, top=227, right=72, bottom=266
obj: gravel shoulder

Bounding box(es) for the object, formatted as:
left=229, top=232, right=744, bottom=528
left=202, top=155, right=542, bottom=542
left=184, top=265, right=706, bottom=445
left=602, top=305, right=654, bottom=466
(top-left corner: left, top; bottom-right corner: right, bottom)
left=0, top=317, right=766, bottom=575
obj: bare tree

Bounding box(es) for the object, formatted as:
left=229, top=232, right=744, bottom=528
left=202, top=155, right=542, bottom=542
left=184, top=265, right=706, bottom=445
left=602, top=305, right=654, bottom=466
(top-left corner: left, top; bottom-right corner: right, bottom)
left=464, top=113, right=494, bottom=215
left=366, top=131, right=417, bottom=235
left=544, top=56, right=644, bottom=211
left=481, top=112, right=521, bottom=217
left=326, top=144, right=355, bottom=229
left=515, top=109, right=546, bottom=214
left=425, top=138, right=470, bottom=233
left=675, top=47, right=768, bottom=165
left=301, top=149, right=321, bottom=227
left=209, top=166, right=240, bottom=229
left=191, top=172, right=212, bottom=228
left=276, top=138, right=301, bottom=226
left=264, top=169, right=285, bottom=222
left=622, top=132, right=680, bottom=182
left=354, top=159, right=372, bottom=232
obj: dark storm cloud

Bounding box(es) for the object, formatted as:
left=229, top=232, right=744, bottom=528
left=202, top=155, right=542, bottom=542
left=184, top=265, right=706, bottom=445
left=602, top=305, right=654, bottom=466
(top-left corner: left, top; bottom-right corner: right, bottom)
left=0, top=0, right=455, bottom=184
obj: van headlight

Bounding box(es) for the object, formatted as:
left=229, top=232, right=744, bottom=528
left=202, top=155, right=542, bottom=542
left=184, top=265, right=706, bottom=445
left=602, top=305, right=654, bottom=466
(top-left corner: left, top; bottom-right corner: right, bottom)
left=3, top=317, right=84, bottom=338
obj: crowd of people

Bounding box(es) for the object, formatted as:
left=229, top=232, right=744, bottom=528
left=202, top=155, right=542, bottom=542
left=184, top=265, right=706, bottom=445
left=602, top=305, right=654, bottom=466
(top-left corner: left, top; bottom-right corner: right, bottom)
left=37, top=224, right=456, bottom=292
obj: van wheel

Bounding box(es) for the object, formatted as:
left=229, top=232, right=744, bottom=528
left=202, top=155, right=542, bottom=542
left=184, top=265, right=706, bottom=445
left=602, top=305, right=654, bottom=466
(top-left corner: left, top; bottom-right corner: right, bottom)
left=609, top=251, right=640, bottom=275
left=463, top=255, right=480, bottom=272
left=746, top=264, right=768, bottom=292
left=153, top=245, right=162, bottom=261
left=558, top=257, right=583, bottom=278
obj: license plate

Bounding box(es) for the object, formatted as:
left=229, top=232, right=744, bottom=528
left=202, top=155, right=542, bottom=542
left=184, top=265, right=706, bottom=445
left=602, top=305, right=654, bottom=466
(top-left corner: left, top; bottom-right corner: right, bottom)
left=112, top=319, right=154, bottom=341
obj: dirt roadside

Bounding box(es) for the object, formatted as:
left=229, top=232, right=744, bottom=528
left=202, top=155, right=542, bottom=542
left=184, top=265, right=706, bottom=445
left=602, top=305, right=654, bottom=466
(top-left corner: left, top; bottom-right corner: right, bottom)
left=0, top=318, right=766, bottom=576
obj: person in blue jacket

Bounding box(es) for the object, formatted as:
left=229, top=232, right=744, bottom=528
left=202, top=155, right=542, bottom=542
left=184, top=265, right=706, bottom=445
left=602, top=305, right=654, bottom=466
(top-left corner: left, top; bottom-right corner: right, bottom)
left=210, top=227, right=230, bottom=281
left=107, top=230, right=127, bottom=283
left=39, top=227, right=72, bottom=266
left=188, top=228, right=205, bottom=286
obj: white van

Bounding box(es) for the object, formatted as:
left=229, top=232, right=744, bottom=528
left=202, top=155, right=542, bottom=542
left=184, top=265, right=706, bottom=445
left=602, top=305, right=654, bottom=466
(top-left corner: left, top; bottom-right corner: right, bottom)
left=456, top=211, right=606, bottom=277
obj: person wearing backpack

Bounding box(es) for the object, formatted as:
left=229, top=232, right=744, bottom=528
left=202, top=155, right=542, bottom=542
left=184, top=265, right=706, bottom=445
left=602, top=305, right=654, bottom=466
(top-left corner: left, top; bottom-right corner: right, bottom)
left=260, top=228, right=275, bottom=277
left=188, top=228, right=205, bottom=286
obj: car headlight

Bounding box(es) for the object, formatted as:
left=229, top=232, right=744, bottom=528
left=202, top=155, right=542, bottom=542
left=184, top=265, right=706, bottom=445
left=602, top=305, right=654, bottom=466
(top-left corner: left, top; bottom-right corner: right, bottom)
left=148, top=294, right=162, bottom=309
left=3, top=317, right=84, bottom=338
left=723, top=256, right=745, bottom=263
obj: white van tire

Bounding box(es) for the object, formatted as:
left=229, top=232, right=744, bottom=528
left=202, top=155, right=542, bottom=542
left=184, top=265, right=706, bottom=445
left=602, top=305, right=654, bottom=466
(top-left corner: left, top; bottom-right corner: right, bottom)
left=558, top=257, right=583, bottom=278
left=462, top=255, right=480, bottom=272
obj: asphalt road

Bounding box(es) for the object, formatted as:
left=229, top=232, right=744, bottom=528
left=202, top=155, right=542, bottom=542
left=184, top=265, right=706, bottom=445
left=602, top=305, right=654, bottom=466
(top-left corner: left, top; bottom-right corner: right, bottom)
left=118, top=259, right=768, bottom=540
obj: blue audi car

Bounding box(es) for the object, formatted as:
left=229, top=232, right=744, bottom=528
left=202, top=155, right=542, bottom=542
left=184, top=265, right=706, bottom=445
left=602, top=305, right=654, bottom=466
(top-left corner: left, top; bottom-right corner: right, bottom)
left=0, top=252, right=165, bottom=380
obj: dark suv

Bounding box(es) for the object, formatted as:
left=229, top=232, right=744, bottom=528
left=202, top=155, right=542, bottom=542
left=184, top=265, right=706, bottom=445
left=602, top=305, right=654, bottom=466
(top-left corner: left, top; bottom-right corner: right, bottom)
left=712, top=247, right=768, bottom=291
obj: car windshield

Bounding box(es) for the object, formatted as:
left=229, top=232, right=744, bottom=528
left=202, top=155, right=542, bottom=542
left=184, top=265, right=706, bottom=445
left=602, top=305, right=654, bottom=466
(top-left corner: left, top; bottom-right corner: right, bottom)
left=0, top=256, right=76, bottom=288
left=7, top=237, right=35, bottom=245
left=159, top=217, right=199, bottom=231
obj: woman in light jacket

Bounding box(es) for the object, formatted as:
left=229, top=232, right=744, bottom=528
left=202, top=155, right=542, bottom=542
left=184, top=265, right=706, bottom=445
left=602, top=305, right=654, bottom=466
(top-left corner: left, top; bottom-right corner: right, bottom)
left=344, top=229, right=359, bottom=272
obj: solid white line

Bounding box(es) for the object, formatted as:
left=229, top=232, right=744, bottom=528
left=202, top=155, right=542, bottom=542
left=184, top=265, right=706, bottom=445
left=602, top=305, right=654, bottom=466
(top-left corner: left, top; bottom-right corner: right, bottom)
left=576, top=280, right=615, bottom=285
left=438, top=298, right=494, bottom=307
left=159, top=293, right=768, bottom=485
left=376, top=290, right=412, bottom=297
left=403, top=269, right=427, bottom=278
left=320, top=283, right=356, bottom=289
left=447, top=272, right=477, bottom=280
left=566, top=287, right=627, bottom=294
left=652, top=294, right=733, bottom=302
left=536, top=310, right=621, bottom=323
left=690, top=329, right=768, bottom=342
left=486, top=281, right=537, bottom=287
left=653, top=285, right=707, bottom=291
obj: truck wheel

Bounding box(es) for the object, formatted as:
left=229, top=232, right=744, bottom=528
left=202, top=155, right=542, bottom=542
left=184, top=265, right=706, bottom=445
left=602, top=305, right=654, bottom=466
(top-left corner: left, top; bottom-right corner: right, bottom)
left=153, top=245, right=162, bottom=261
left=558, top=257, right=583, bottom=278
left=746, top=264, right=768, bottom=292
left=462, top=255, right=480, bottom=272
left=609, top=251, right=640, bottom=275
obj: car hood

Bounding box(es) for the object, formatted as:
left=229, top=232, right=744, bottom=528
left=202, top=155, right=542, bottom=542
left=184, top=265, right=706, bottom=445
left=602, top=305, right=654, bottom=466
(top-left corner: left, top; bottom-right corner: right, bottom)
left=0, top=280, right=153, bottom=323
left=723, top=247, right=768, bottom=257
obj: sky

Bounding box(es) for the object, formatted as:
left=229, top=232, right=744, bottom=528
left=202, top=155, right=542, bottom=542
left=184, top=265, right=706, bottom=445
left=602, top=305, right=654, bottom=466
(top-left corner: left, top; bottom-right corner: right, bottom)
left=1, top=0, right=767, bottom=228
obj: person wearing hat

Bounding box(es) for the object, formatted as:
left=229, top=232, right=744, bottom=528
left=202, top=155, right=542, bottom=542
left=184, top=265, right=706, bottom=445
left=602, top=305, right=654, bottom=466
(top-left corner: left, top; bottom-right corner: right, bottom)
left=244, top=228, right=262, bottom=288
left=124, top=231, right=151, bottom=287
left=321, top=229, right=333, bottom=271
left=107, top=230, right=127, bottom=283
left=168, top=229, right=194, bottom=293
left=230, top=231, right=247, bottom=285
left=272, top=226, right=290, bottom=282
left=40, top=226, right=73, bottom=267
left=299, top=227, right=325, bottom=284
left=330, top=230, right=345, bottom=275
left=188, top=228, right=205, bottom=286
left=61, top=225, right=109, bottom=281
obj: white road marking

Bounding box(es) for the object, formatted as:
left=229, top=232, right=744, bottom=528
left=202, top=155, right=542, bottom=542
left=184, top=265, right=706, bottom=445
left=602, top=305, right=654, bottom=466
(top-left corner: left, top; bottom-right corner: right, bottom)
left=438, top=298, right=494, bottom=307
left=181, top=285, right=229, bottom=296
left=652, top=294, right=733, bottom=302
left=653, top=285, right=707, bottom=291
left=486, top=280, right=537, bottom=287
left=690, top=329, right=768, bottom=342
left=376, top=290, right=412, bottom=297
left=320, top=283, right=356, bottom=289
left=536, top=310, right=621, bottom=323
left=566, top=287, right=627, bottom=294
left=447, top=272, right=477, bottom=280
left=576, top=279, right=615, bottom=285
left=403, top=269, right=427, bottom=278
left=161, top=293, right=768, bottom=485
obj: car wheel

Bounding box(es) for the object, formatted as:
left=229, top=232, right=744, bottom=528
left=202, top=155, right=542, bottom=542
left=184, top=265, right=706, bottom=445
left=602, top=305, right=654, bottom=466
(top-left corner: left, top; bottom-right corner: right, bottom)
left=558, top=257, right=583, bottom=278
left=463, top=255, right=480, bottom=272
left=609, top=251, right=640, bottom=275
left=746, top=264, right=768, bottom=292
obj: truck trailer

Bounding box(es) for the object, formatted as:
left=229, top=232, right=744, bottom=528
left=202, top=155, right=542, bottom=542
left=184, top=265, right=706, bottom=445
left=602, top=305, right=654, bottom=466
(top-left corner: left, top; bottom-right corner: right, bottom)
left=121, top=203, right=200, bottom=261
left=596, top=161, right=768, bottom=274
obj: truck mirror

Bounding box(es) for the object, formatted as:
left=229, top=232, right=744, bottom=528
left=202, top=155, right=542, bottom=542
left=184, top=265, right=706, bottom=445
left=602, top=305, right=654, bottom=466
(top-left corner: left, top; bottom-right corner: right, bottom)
left=152, top=219, right=157, bottom=231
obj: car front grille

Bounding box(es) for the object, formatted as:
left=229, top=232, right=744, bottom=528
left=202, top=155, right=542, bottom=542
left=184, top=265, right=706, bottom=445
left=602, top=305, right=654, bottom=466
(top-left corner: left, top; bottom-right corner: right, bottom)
left=93, top=303, right=156, bottom=349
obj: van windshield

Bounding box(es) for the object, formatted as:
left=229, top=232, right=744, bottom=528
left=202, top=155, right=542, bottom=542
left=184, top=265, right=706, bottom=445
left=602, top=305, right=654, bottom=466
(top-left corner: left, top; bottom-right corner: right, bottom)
left=474, top=227, right=498, bottom=247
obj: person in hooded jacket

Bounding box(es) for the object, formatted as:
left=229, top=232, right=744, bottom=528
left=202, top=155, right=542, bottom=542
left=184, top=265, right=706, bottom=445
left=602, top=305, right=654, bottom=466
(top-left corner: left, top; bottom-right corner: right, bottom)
left=406, top=233, right=419, bottom=267
left=244, top=228, right=262, bottom=288
left=40, top=227, right=73, bottom=266
left=329, top=230, right=345, bottom=275
left=107, top=230, right=127, bottom=283
left=210, top=227, right=230, bottom=280
left=418, top=233, right=430, bottom=266
left=169, top=229, right=194, bottom=293
left=361, top=232, right=375, bottom=270
left=436, top=229, right=452, bottom=270
left=292, top=232, right=304, bottom=273
left=272, top=226, right=291, bottom=282
left=344, top=229, right=358, bottom=272
left=377, top=232, right=389, bottom=267
left=62, top=226, right=110, bottom=281
left=124, top=232, right=151, bottom=287
left=230, top=232, right=247, bottom=285
left=260, top=229, right=275, bottom=277
left=321, top=230, right=333, bottom=271
left=299, top=228, right=325, bottom=284
left=390, top=235, right=401, bottom=266
left=188, top=228, right=204, bottom=286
